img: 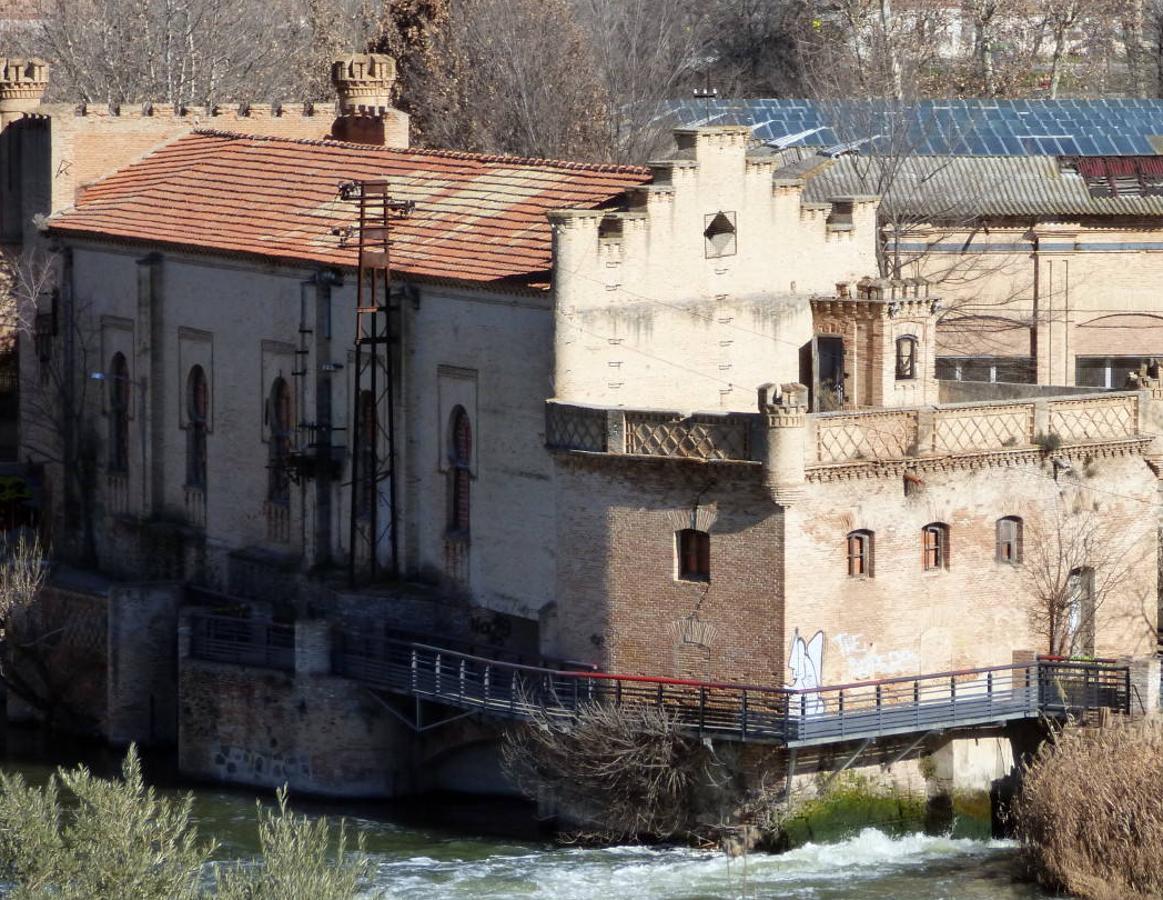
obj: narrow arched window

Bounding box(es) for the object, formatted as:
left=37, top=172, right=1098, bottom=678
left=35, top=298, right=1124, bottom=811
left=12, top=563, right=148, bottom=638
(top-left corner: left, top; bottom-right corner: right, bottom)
left=922, top=522, right=949, bottom=571
left=996, top=516, right=1022, bottom=564
left=186, top=365, right=208, bottom=489
left=355, top=390, right=376, bottom=519
left=677, top=529, right=710, bottom=582
left=448, top=406, right=471, bottom=535
left=896, top=336, right=918, bottom=380
left=847, top=529, right=874, bottom=577
left=108, top=352, right=129, bottom=473
left=267, top=377, right=292, bottom=506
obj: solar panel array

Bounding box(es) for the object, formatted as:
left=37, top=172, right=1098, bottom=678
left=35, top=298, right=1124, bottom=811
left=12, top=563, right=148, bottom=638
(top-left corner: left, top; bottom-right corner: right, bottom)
left=664, top=99, right=1163, bottom=156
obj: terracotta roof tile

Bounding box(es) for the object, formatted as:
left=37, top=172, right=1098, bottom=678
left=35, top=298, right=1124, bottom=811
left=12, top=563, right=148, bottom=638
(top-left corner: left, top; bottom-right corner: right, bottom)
left=49, top=130, right=652, bottom=289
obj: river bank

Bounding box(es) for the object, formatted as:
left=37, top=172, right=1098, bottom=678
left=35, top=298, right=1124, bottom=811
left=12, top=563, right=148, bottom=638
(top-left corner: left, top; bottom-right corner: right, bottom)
left=0, top=724, right=1058, bottom=899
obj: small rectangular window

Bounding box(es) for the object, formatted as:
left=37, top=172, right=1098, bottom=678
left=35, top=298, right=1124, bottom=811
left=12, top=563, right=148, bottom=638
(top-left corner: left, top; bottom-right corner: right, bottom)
left=677, top=529, right=710, bottom=581
left=923, top=524, right=948, bottom=571
left=847, top=530, right=873, bottom=577
left=895, top=336, right=917, bottom=380
left=996, top=517, right=1022, bottom=563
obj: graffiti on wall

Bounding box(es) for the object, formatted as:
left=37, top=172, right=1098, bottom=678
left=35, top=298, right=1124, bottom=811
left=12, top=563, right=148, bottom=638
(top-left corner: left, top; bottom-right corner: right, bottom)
left=788, top=628, right=825, bottom=715
left=833, top=632, right=918, bottom=682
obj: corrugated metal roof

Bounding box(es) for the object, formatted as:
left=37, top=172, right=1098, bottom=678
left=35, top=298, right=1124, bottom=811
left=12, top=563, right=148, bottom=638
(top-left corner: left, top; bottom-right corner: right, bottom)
left=48, top=130, right=652, bottom=288
left=792, top=154, right=1163, bottom=218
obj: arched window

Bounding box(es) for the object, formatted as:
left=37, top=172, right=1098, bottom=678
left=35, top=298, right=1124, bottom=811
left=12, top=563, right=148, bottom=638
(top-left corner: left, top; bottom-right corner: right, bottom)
left=677, top=529, right=710, bottom=582
left=108, top=352, right=129, bottom=473
left=896, top=335, right=918, bottom=380
left=996, top=516, right=1022, bottom=563
left=355, top=390, right=376, bottom=519
left=185, top=365, right=208, bottom=490
left=847, top=529, right=874, bottom=577
left=267, top=377, right=292, bottom=506
left=922, top=522, right=949, bottom=571
left=448, top=406, right=472, bottom=534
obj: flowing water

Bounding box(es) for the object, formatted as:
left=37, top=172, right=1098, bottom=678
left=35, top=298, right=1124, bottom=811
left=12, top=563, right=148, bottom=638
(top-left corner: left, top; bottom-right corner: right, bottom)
left=0, top=729, right=1055, bottom=900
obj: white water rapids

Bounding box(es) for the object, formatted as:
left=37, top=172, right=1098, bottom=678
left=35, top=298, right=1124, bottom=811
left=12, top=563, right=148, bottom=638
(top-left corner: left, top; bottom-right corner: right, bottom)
left=368, top=827, right=1048, bottom=899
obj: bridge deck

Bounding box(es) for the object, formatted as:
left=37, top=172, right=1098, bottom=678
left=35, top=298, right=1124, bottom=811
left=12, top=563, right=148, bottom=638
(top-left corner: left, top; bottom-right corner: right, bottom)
left=188, top=612, right=1130, bottom=748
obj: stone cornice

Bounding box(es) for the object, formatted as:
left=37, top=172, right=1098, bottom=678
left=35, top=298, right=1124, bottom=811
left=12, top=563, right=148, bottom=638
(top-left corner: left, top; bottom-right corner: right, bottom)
left=805, top=437, right=1154, bottom=482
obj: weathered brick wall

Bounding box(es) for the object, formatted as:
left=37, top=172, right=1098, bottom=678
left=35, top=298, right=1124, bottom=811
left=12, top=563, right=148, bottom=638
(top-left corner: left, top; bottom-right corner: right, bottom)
left=7, top=582, right=108, bottom=733
left=549, top=452, right=786, bottom=684
left=551, top=440, right=1158, bottom=690
left=178, top=658, right=416, bottom=797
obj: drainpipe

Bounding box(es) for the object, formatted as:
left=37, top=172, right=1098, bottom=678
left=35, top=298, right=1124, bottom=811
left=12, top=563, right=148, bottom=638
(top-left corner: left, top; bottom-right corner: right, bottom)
left=311, top=268, right=342, bottom=568
left=1030, top=226, right=1039, bottom=382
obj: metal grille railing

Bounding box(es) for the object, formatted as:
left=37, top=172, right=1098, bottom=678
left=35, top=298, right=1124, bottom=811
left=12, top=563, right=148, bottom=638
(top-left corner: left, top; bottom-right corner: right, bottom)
left=330, top=631, right=1131, bottom=746
left=188, top=612, right=295, bottom=672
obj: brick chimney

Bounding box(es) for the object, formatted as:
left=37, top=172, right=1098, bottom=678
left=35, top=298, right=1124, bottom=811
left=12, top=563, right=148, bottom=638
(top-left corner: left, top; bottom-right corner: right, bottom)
left=0, top=58, right=48, bottom=128
left=329, top=53, right=409, bottom=147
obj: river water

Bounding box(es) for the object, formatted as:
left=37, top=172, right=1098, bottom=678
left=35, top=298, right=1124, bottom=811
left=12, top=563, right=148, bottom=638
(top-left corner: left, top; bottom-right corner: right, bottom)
left=0, top=730, right=1054, bottom=900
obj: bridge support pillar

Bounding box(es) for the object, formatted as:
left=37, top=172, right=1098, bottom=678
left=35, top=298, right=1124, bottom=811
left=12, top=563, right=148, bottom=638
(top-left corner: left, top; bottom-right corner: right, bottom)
left=1128, top=655, right=1159, bottom=714
left=295, top=619, right=332, bottom=675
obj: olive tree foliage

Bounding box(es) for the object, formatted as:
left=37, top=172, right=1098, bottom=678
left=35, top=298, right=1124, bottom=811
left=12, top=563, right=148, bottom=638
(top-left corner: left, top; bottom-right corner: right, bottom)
left=0, top=746, right=374, bottom=900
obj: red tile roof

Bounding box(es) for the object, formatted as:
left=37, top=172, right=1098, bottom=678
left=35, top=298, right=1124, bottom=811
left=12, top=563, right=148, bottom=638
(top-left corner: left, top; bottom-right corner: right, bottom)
left=48, top=130, right=652, bottom=289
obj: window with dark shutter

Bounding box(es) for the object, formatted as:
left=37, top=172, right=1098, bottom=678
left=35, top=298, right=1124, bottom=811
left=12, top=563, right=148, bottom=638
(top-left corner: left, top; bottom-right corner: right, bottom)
left=448, top=406, right=472, bottom=536
left=923, top=523, right=948, bottom=570
left=847, top=530, right=873, bottom=577
left=896, top=336, right=918, bottom=380
left=185, top=365, right=208, bottom=490
left=996, top=516, right=1022, bottom=563
left=677, top=529, right=710, bottom=581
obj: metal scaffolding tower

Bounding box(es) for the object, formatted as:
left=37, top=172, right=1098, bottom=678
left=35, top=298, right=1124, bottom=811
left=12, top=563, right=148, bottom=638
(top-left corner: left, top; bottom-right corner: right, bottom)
left=341, top=179, right=414, bottom=585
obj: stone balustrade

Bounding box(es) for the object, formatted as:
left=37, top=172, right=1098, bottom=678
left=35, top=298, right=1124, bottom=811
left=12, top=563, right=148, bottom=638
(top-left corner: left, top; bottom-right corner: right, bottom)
left=547, top=390, right=1146, bottom=470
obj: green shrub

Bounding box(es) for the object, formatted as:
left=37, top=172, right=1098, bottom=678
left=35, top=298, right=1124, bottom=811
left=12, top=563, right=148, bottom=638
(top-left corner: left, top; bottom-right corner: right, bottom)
left=0, top=746, right=373, bottom=899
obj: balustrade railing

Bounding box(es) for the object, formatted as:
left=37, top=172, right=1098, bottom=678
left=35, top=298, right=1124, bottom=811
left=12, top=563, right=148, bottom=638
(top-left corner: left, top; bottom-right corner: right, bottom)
left=330, top=630, right=1130, bottom=746
left=186, top=612, right=1130, bottom=744
left=188, top=612, right=295, bottom=672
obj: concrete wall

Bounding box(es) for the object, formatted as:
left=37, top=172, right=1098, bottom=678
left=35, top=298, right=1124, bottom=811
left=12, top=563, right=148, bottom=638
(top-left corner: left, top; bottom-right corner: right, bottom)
left=551, top=126, right=879, bottom=414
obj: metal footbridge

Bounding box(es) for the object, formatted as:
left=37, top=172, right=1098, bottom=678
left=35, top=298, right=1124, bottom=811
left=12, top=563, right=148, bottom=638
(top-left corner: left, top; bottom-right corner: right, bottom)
left=189, top=612, right=1131, bottom=748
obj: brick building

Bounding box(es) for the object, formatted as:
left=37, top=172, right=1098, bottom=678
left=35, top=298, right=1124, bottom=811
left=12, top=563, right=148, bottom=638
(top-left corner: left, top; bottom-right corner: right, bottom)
left=34, top=118, right=1161, bottom=685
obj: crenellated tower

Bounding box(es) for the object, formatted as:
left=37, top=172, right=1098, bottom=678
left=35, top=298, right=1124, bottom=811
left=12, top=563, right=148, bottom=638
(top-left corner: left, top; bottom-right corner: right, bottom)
left=0, top=58, right=48, bottom=128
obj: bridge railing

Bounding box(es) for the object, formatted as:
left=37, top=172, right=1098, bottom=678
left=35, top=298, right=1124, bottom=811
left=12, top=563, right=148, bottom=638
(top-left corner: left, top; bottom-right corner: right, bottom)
left=188, top=612, right=295, bottom=672
left=331, top=631, right=1130, bottom=743
left=188, top=614, right=1131, bottom=745
left=332, top=631, right=793, bottom=739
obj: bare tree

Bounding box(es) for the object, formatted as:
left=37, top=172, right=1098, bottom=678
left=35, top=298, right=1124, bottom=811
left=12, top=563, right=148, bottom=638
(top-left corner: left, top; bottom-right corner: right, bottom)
left=14, top=0, right=321, bottom=106
left=572, top=0, right=714, bottom=163
left=1020, top=490, right=1147, bottom=658
left=4, top=248, right=101, bottom=566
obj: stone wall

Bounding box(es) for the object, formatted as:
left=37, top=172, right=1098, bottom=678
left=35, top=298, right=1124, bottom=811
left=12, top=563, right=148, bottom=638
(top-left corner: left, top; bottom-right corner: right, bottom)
left=107, top=582, right=182, bottom=746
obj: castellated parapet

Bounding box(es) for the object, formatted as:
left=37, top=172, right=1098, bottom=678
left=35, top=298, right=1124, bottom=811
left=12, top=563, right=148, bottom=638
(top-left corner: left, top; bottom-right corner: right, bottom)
left=0, top=57, right=48, bottom=124
left=759, top=383, right=808, bottom=502
left=331, top=53, right=396, bottom=115
left=549, top=125, right=880, bottom=416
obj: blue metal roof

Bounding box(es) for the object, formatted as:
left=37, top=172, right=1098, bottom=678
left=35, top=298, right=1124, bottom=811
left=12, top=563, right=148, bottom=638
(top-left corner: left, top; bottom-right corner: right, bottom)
left=665, top=99, right=1163, bottom=156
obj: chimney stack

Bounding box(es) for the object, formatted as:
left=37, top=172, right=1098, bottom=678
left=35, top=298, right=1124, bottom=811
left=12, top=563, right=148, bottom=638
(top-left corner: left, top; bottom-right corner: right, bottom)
left=0, top=58, right=48, bottom=128
left=331, top=53, right=396, bottom=116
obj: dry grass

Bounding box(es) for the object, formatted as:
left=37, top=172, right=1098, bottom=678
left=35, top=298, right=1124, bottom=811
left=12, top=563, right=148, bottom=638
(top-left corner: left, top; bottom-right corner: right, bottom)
left=1013, top=718, right=1163, bottom=900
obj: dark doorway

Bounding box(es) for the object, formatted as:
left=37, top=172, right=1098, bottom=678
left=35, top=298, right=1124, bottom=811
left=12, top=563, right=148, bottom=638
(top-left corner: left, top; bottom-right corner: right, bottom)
left=799, top=336, right=846, bottom=412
